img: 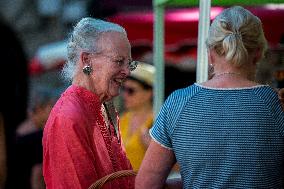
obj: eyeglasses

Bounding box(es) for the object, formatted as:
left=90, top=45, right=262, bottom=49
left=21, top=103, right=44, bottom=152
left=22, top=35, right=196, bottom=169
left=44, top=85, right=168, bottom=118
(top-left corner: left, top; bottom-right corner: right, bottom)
left=122, top=86, right=139, bottom=95
left=116, top=59, right=138, bottom=72
left=88, top=52, right=138, bottom=71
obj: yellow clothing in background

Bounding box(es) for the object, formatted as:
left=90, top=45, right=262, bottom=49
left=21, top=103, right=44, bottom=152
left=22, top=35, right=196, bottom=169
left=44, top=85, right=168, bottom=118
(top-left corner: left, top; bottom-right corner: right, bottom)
left=120, top=112, right=153, bottom=171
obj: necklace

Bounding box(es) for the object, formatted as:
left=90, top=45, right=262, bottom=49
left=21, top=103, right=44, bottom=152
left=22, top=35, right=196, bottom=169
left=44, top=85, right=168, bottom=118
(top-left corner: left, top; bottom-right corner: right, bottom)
left=213, top=72, right=242, bottom=78
left=103, top=102, right=120, bottom=144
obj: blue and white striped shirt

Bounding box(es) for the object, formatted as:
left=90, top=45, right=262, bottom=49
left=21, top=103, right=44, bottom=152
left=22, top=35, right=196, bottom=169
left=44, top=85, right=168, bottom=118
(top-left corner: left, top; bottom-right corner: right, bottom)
left=150, top=83, right=284, bottom=189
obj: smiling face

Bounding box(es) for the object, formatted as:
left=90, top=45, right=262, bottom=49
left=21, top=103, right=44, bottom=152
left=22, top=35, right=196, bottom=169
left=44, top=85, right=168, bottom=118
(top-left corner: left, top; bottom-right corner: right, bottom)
left=88, top=32, right=132, bottom=102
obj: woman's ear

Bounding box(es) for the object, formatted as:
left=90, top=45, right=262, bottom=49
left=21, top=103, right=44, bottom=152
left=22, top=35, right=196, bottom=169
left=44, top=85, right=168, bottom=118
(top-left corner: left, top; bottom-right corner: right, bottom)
left=208, top=48, right=215, bottom=65
left=80, top=52, right=91, bottom=66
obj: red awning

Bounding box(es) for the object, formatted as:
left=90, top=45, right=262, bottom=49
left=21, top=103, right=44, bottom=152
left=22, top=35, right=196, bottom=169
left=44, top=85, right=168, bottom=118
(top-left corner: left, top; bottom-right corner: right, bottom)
left=107, top=6, right=284, bottom=48
left=29, top=6, right=284, bottom=75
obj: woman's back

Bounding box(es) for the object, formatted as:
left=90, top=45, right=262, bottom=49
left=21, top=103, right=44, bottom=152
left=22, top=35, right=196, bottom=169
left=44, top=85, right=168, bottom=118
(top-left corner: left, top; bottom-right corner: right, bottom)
left=157, top=84, right=284, bottom=188
left=136, top=6, right=283, bottom=189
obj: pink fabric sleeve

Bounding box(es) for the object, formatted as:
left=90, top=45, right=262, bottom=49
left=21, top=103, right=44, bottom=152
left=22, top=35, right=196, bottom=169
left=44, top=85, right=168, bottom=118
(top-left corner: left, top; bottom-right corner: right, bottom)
left=43, top=115, right=98, bottom=189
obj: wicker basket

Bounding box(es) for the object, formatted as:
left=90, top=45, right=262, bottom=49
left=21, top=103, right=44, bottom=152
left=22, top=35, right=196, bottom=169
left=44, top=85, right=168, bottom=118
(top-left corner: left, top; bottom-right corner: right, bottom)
left=88, top=170, right=137, bottom=189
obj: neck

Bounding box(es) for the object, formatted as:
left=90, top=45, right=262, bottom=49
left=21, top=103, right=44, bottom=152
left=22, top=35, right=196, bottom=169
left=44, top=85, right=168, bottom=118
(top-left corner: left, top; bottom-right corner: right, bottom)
left=213, top=71, right=256, bottom=82
left=213, top=72, right=242, bottom=78
left=73, top=76, right=94, bottom=93
left=203, top=70, right=259, bottom=88
left=73, top=77, right=109, bottom=103
left=130, top=103, right=152, bottom=114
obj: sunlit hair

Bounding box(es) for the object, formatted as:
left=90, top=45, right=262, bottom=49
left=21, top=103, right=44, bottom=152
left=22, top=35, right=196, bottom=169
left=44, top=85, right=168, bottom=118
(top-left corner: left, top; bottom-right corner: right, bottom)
left=62, top=17, right=127, bottom=81
left=206, top=6, right=267, bottom=66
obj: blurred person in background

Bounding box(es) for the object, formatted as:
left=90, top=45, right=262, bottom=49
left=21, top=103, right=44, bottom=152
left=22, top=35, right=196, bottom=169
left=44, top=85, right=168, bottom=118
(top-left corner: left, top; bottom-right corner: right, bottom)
left=43, top=17, right=137, bottom=189
left=120, top=63, right=155, bottom=171
left=14, top=88, right=57, bottom=189
left=136, top=6, right=284, bottom=189
left=0, top=114, right=5, bottom=189
left=0, top=16, right=28, bottom=189
left=17, top=89, right=57, bottom=136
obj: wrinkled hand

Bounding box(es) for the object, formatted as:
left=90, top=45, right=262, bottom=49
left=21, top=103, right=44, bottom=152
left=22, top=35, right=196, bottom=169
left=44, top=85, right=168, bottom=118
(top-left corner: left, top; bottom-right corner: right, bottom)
left=278, top=88, right=284, bottom=111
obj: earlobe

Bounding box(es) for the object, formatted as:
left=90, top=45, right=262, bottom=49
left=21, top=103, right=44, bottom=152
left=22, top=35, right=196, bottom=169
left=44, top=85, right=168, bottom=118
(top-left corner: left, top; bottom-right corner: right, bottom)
left=208, top=49, right=215, bottom=65
left=81, top=52, right=93, bottom=75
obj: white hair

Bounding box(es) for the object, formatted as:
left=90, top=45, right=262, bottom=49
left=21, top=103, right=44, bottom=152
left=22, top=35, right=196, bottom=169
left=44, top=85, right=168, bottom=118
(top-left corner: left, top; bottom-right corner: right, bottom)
left=62, top=17, right=127, bottom=81
left=206, top=6, right=267, bottom=66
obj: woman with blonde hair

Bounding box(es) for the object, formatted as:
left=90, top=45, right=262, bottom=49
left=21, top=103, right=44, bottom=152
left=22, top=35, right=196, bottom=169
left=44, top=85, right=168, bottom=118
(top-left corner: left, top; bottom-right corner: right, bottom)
left=136, top=6, right=284, bottom=189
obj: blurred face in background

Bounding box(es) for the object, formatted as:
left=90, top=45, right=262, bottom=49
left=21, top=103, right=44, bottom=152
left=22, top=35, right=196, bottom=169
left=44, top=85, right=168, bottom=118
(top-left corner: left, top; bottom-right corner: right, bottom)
left=122, top=79, right=152, bottom=110
left=31, top=100, right=55, bottom=129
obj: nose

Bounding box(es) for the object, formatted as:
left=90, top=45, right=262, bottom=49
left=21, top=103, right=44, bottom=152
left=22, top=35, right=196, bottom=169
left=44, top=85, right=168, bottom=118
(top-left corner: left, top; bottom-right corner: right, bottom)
left=121, top=65, right=131, bottom=76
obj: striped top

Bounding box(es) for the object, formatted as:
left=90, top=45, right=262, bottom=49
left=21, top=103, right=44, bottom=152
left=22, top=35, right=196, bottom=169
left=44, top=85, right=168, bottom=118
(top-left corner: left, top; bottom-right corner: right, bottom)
left=150, top=83, right=284, bottom=189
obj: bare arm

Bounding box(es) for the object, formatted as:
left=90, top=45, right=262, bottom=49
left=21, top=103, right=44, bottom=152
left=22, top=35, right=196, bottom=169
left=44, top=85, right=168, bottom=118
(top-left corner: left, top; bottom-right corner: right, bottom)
left=135, top=140, right=176, bottom=189
left=31, top=164, right=45, bottom=189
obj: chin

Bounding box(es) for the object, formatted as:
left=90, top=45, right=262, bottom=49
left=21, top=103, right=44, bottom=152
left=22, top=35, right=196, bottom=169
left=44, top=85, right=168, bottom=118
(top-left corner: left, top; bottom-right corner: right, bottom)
left=108, top=91, right=120, bottom=100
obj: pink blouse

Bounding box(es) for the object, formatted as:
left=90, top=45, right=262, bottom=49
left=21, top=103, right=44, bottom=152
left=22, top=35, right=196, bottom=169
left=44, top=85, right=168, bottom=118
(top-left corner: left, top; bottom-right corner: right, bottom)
left=43, top=85, right=134, bottom=189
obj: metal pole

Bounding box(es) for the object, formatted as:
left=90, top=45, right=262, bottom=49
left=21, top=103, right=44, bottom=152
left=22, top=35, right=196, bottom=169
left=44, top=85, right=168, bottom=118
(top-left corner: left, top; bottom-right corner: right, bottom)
left=196, top=0, right=211, bottom=83
left=153, top=5, right=165, bottom=118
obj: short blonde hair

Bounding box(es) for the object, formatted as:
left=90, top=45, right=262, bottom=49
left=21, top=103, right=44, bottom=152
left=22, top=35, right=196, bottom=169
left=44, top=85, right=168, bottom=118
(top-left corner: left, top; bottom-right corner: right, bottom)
left=206, top=6, right=267, bottom=66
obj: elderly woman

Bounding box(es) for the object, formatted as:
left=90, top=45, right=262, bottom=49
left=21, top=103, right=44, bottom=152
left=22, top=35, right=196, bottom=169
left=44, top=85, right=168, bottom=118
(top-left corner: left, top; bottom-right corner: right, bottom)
left=136, top=6, right=284, bottom=189
left=43, top=18, right=137, bottom=189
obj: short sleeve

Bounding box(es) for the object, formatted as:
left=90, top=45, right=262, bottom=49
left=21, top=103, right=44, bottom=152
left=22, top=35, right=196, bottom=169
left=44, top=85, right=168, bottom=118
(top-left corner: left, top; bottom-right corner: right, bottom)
left=254, top=87, right=284, bottom=136
left=150, top=98, right=173, bottom=149
left=149, top=90, right=187, bottom=149
left=150, top=85, right=200, bottom=150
